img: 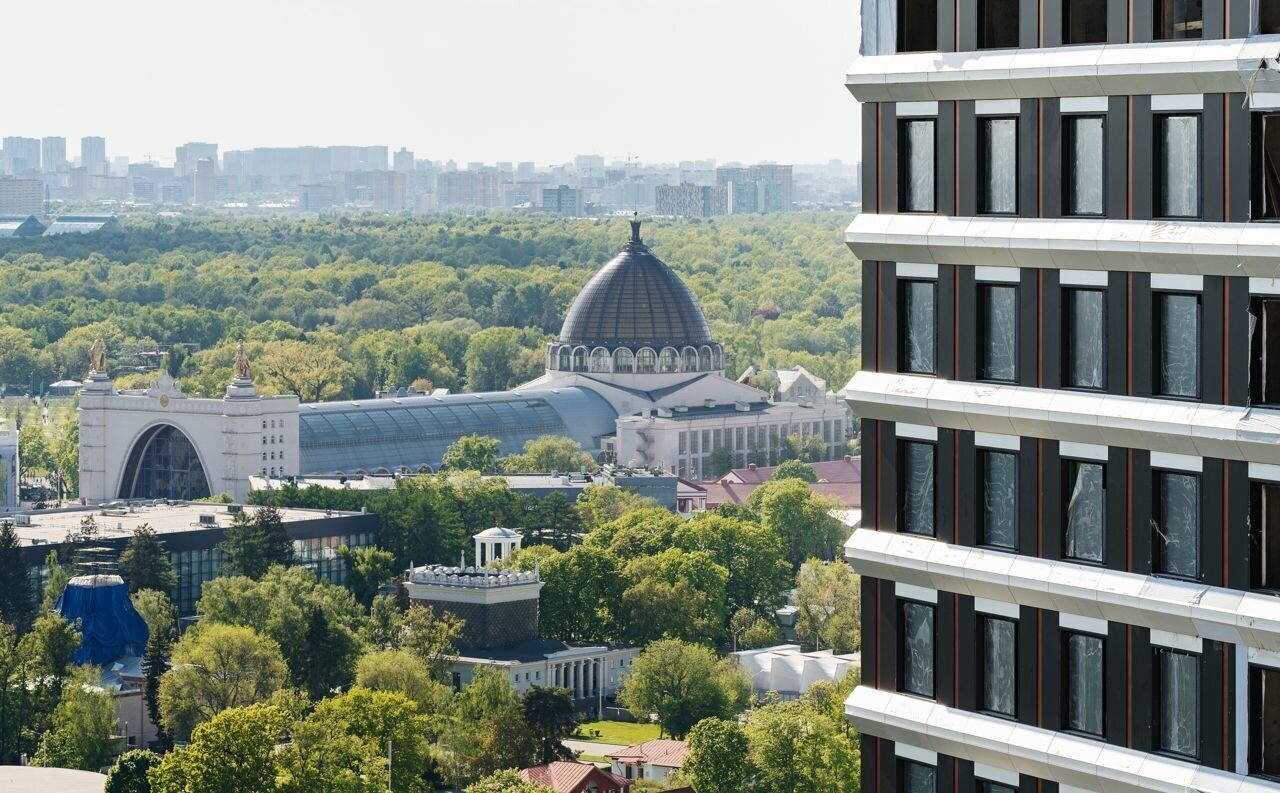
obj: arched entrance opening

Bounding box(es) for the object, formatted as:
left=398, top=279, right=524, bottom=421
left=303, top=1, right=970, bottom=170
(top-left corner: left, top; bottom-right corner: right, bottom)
left=118, top=424, right=212, bottom=500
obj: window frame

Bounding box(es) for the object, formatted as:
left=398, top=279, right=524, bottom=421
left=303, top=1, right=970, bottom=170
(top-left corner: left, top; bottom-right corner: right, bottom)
left=899, top=278, right=939, bottom=376
left=979, top=614, right=1018, bottom=718
left=899, top=439, right=937, bottom=538
left=1063, top=0, right=1109, bottom=43
left=977, top=282, right=1019, bottom=383
left=1153, top=290, right=1202, bottom=400
left=1248, top=663, right=1280, bottom=779
left=897, top=0, right=939, bottom=52
left=1154, top=112, right=1203, bottom=220
left=1063, top=287, right=1108, bottom=391
left=1153, top=0, right=1204, bottom=39
left=977, top=0, right=1020, bottom=48
left=979, top=447, right=1019, bottom=550
left=1253, top=112, right=1280, bottom=221
left=1250, top=295, right=1280, bottom=405
left=1062, top=629, right=1107, bottom=738
left=978, top=116, right=1019, bottom=215
left=899, top=118, right=938, bottom=213
left=1063, top=458, right=1107, bottom=565
left=899, top=758, right=938, bottom=793
left=1063, top=114, right=1107, bottom=217
left=1152, top=468, right=1201, bottom=581
left=1250, top=480, right=1280, bottom=591
left=898, top=598, right=938, bottom=699
left=1154, top=646, right=1201, bottom=760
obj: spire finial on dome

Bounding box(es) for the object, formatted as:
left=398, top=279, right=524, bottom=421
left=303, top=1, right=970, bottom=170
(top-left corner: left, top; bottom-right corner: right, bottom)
left=630, top=212, right=642, bottom=244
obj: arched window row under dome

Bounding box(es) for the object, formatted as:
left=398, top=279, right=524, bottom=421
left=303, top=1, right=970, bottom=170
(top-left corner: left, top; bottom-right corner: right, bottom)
left=545, top=342, right=725, bottom=374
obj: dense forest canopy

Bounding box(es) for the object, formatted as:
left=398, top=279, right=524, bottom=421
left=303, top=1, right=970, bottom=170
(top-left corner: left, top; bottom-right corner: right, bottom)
left=0, top=213, right=861, bottom=401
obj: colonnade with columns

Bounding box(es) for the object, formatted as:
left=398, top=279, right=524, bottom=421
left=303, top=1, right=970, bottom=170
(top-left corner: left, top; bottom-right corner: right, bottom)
left=549, top=657, right=603, bottom=700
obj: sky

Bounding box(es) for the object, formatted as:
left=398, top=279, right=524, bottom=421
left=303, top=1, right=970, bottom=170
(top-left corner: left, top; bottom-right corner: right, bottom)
left=3, top=0, right=859, bottom=167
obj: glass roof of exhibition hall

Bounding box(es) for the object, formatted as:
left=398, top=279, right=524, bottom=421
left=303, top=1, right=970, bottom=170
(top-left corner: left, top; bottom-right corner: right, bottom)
left=298, top=386, right=617, bottom=474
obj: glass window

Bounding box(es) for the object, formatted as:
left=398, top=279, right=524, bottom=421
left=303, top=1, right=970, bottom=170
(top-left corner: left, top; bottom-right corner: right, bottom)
left=1155, top=0, right=1203, bottom=38
left=1064, top=0, right=1108, bottom=43
left=1158, top=115, right=1200, bottom=218
left=981, top=783, right=1017, bottom=793
left=978, top=0, right=1019, bottom=47
left=1156, top=292, right=1200, bottom=398
left=978, top=284, right=1018, bottom=381
left=1251, top=297, right=1280, bottom=405
left=897, top=0, right=938, bottom=52
left=1066, top=460, right=1106, bottom=563
left=1155, top=471, right=1200, bottom=579
left=902, top=760, right=937, bottom=793
left=1254, top=114, right=1280, bottom=220
left=900, top=280, right=937, bottom=375
left=901, top=119, right=937, bottom=212
left=981, top=450, right=1018, bottom=548
left=900, top=600, right=936, bottom=698
left=981, top=616, right=1017, bottom=716
left=1065, top=115, right=1105, bottom=215
left=900, top=441, right=936, bottom=537
left=1249, top=664, right=1280, bottom=778
left=1157, top=648, right=1199, bottom=757
left=1065, top=288, right=1106, bottom=389
left=1251, top=482, right=1280, bottom=590
left=1065, top=631, right=1105, bottom=736
left=980, top=118, right=1018, bottom=214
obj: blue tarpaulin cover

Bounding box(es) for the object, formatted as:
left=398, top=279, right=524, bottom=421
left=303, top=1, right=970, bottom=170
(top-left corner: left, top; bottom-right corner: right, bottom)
left=55, top=575, right=150, bottom=666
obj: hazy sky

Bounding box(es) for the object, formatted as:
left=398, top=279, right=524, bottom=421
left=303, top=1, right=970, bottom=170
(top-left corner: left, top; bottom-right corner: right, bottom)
left=5, top=0, right=859, bottom=167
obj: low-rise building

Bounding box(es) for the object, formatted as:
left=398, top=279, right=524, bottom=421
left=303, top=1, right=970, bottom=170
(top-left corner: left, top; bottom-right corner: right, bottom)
left=404, top=528, right=639, bottom=713
left=7, top=500, right=377, bottom=614
left=43, top=214, right=119, bottom=235
left=521, top=761, right=630, bottom=793
left=0, top=214, right=45, bottom=237
left=732, top=643, right=860, bottom=699
left=608, top=739, right=689, bottom=785
left=0, top=419, right=16, bottom=512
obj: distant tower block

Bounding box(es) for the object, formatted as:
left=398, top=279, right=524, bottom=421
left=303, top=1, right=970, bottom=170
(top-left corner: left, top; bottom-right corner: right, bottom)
left=403, top=527, right=542, bottom=650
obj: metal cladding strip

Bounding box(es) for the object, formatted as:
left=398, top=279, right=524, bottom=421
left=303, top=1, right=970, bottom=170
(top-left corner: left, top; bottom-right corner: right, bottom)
left=845, top=528, right=1280, bottom=653
left=844, top=36, right=1280, bottom=103
left=844, top=686, right=1280, bottom=793
left=844, top=213, right=1280, bottom=279
left=840, top=370, right=1280, bottom=464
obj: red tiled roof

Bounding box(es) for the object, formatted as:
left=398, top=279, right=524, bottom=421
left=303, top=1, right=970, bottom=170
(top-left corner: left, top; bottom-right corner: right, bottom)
left=722, top=457, right=862, bottom=485
left=521, top=761, right=630, bottom=793
left=700, top=479, right=860, bottom=509
left=607, top=738, right=689, bottom=769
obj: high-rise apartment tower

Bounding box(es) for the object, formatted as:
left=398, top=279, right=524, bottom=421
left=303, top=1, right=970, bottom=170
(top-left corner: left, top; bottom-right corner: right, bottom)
left=843, top=2, right=1280, bottom=793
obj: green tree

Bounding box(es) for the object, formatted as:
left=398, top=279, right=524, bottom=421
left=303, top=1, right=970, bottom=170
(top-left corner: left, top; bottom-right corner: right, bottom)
left=148, top=703, right=287, bottom=793
left=142, top=625, right=173, bottom=745
left=618, top=639, right=751, bottom=738
left=521, top=686, right=576, bottom=763
left=729, top=607, right=783, bottom=652
left=621, top=549, right=728, bottom=645
left=794, top=559, right=861, bottom=654
left=164, top=344, right=187, bottom=378
left=465, top=769, right=555, bottom=793
left=587, top=507, right=684, bottom=559
left=501, top=435, right=596, bottom=474
left=130, top=589, right=176, bottom=641
left=772, top=459, right=818, bottom=483
left=744, top=698, right=860, bottom=793
left=442, top=668, right=539, bottom=787
left=682, top=717, right=752, bottom=793
left=337, top=545, right=395, bottom=608
left=306, top=687, right=436, bottom=793
left=443, top=433, right=501, bottom=473
left=259, top=339, right=355, bottom=402
left=705, top=446, right=735, bottom=479
left=0, top=623, right=31, bottom=763
left=31, top=665, right=118, bottom=771
left=119, top=525, right=178, bottom=593
left=157, top=624, right=288, bottom=741
left=463, top=327, right=527, bottom=392
left=21, top=612, right=81, bottom=695
left=106, top=748, right=161, bottom=793
left=674, top=513, right=789, bottom=617
left=747, top=479, right=845, bottom=566
left=218, top=509, right=285, bottom=579
left=196, top=565, right=363, bottom=691
left=40, top=549, right=71, bottom=611
left=0, top=520, right=33, bottom=630
left=277, top=713, right=386, bottom=793
left=572, top=485, right=659, bottom=533
left=355, top=648, right=451, bottom=713
left=400, top=603, right=464, bottom=681
left=506, top=545, right=621, bottom=642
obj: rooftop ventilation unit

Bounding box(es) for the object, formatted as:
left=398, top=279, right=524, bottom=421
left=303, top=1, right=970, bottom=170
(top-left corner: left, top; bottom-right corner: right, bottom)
left=197, top=514, right=217, bottom=526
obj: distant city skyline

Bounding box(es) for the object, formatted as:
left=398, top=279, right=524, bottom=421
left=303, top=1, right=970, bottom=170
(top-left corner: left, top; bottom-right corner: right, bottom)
left=4, top=0, right=860, bottom=165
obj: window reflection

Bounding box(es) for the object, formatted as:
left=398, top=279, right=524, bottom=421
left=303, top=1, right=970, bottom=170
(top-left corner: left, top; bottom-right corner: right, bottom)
left=979, top=284, right=1018, bottom=381
left=982, top=616, right=1017, bottom=716
left=981, top=450, right=1018, bottom=548
left=1066, top=631, right=1105, bottom=735
left=900, top=601, right=936, bottom=698
left=1066, top=288, right=1106, bottom=389
left=1155, top=471, right=1200, bottom=579
left=901, top=280, right=937, bottom=375
left=1066, top=460, right=1105, bottom=563
left=901, top=441, right=936, bottom=537
left=1157, top=293, right=1200, bottom=398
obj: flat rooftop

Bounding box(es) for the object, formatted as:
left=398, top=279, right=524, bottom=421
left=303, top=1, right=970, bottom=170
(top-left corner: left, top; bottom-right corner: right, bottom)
left=6, top=501, right=365, bottom=548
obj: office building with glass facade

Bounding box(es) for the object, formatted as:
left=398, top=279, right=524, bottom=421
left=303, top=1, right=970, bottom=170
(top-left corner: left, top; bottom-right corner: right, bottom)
left=843, top=1, right=1280, bottom=791
left=11, top=502, right=376, bottom=614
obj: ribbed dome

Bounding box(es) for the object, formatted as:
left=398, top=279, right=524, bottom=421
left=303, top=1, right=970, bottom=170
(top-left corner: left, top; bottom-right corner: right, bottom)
left=559, top=221, right=713, bottom=348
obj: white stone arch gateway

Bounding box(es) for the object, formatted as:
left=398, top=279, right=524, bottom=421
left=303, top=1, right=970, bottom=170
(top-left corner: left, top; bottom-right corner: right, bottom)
left=79, top=372, right=299, bottom=504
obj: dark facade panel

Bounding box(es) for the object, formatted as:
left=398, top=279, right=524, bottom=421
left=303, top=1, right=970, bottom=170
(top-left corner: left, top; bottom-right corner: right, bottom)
left=1105, top=446, right=1129, bottom=570
left=1106, top=270, right=1129, bottom=396
left=864, top=418, right=881, bottom=526
left=1225, top=459, right=1250, bottom=590
left=864, top=103, right=881, bottom=213
left=1130, top=96, right=1154, bottom=219
left=1106, top=621, right=1129, bottom=746
left=879, top=421, right=899, bottom=533
left=938, top=103, right=958, bottom=216
left=1226, top=276, right=1250, bottom=406
left=1129, top=449, right=1154, bottom=575
left=881, top=103, right=900, bottom=214
left=1039, top=270, right=1062, bottom=390
left=958, top=431, right=979, bottom=547
left=880, top=262, right=900, bottom=374
left=1202, top=458, right=1226, bottom=588
left=1203, top=275, right=1226, bottom=403
left=1041, top=98, right=1063, bottom=217
left=937, top=428, right=958, bottom=544
left=957, top=102, right=978, bottom=217
left=957, top=266, right=978, bottom=381
left=1129, top=272, right=1154, bottom=397
left=1106, top=96, right=1130, bottom=220
left=939, top=265, right=958, bottom=379
left=1018, top=99, right=1040, bottom=217
left=1203, top=95, right=1226, bottom=222
left=1226, top=94, right=1250, bottom=222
